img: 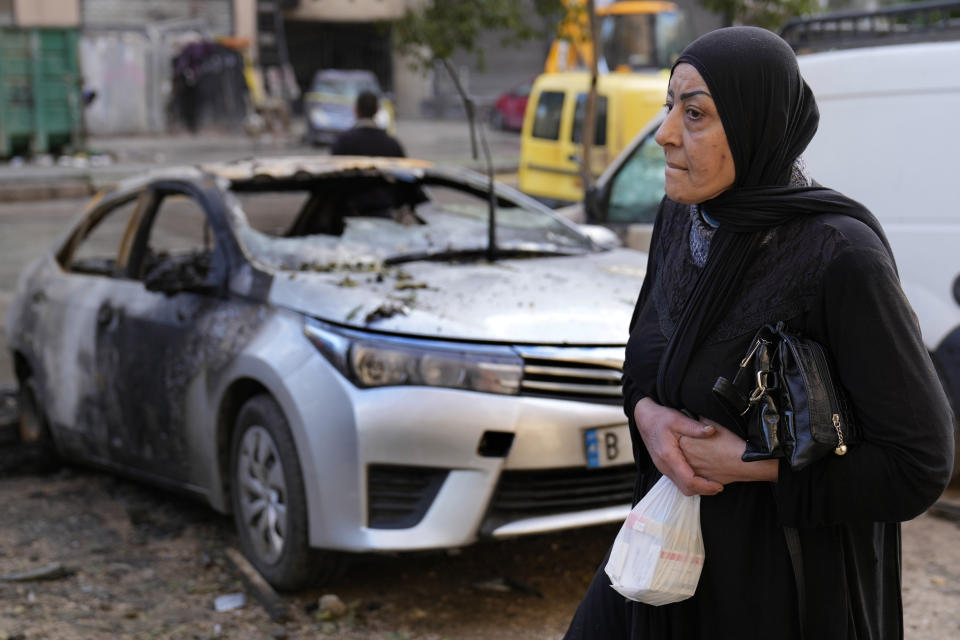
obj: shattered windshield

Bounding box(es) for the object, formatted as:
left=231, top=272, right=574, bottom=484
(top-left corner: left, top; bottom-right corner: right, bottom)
left=226, top=173, right=594, bottom=271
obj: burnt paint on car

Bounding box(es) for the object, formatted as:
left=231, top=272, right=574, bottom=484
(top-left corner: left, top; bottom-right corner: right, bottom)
left=93, top=293, right=267, bottom=481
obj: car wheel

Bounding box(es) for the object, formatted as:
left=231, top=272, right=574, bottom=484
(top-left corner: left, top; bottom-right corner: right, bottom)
left=229, top=394, right=344, bottom=591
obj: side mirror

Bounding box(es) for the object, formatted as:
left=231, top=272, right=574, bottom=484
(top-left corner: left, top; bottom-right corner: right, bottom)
left=584, top=184, right=602, bottom=224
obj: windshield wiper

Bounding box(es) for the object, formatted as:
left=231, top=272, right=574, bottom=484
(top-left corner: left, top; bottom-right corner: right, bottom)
left=384, top=247, right=584, bottom=266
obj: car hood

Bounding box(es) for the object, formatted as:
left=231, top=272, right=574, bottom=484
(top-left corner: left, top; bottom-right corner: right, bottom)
left=264, top=248, right=647, bottom=344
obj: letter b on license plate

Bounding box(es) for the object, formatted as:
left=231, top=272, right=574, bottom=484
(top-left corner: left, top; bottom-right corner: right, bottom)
left=584, top=425, right=631, bottom=468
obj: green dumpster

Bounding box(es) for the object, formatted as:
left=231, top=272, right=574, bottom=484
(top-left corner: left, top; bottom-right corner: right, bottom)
left=0, top=27, right=83, bottom=157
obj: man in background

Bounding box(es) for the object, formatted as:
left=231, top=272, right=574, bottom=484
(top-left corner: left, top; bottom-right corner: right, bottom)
left=331, top=91, right=405, bottom=157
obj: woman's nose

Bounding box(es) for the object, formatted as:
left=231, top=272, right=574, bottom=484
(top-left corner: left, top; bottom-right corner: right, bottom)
left=655, top=107, right=680, bottom=148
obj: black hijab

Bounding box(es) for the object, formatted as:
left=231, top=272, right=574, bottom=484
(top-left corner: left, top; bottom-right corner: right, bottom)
left=654, top=27, right=893, bottom=409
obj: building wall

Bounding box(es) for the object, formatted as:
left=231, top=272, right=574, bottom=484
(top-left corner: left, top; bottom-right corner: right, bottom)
left=0, top=0, right=13, bottom=24
left=81, top=0, right=233, bottom=33
left=234, top=0, right=255, bottom=42
left=392, top=51, right=433, bottom=118
left=13, top=0, right=80, bottom=26
left=286, top=0, right=415, bottom=22
left=81, top=32, right=152, bottom=135
left=277, top=0, right=722, bottom=119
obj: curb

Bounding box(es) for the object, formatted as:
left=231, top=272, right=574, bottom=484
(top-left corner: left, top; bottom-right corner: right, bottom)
left=0, top=179, right=94, bottom=203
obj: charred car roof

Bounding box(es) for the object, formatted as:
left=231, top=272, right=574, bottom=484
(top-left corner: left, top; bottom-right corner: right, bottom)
left=202, top=156, right=436, bottom=185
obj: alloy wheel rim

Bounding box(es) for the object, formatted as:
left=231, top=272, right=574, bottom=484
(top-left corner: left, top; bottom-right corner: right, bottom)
left=236, top=425, right=287, bottom=564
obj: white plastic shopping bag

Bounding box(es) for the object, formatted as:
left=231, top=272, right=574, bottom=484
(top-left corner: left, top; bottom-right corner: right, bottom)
left=604, top=475, right=705, bottom=605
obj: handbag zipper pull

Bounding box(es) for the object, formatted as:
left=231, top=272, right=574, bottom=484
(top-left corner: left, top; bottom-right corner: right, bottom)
left=833, top=413, right=847, bottom=455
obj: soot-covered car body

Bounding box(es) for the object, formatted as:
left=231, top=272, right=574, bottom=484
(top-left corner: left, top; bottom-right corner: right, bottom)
left=5, top=156, right=647, bottom=589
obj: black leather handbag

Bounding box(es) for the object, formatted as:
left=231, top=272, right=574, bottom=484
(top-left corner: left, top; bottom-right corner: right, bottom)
left=712, top=322, right=859, bottom=470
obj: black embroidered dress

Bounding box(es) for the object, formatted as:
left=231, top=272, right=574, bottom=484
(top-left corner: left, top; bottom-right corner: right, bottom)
left=564, top=198, right=955, bottom=639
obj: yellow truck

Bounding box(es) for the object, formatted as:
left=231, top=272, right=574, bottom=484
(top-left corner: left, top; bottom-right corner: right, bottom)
left=518, top=70, right=668, bottom=205
left=518, top=1, right=689, bottom=205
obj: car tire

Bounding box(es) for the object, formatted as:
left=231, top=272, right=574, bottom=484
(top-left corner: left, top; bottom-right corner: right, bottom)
left=229, top=394, right=345, bottom=590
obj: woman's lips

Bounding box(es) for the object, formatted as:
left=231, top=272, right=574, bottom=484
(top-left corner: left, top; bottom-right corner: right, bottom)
left=666, top=161, right=687, bottom=171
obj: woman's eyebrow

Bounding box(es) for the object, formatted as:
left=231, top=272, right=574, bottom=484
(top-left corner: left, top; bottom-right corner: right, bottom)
left=679, top=90, right=711, bottom=100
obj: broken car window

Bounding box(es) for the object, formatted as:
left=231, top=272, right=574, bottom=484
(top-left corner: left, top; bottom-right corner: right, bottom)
left=227, top=174, right=593, bottom=272
left=606, top=130, right=665, bottom=223
left=234, top=191, right=311, bottom=236
left=136, top=193, right=215, bottom=282
left=68, top=195, right=142, bottom=277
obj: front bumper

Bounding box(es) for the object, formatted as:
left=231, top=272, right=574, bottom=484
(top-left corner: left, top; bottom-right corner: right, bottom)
left=280, top=352, right=633, bottom=553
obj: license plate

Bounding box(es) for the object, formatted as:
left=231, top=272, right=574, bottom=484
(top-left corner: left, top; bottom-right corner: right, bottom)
left=584, top=425, right=632, bottom=468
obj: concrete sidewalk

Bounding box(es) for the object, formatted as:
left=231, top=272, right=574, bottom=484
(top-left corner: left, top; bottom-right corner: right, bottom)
left=0, top=119, right=522, bottom=202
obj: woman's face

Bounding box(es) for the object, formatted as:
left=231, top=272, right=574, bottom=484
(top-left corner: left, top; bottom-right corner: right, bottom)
left=655, top=63, right=736, bottom=204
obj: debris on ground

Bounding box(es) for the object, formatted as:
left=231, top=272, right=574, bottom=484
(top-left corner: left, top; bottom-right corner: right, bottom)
left=0, top=467, right=955, bottom=639
left=214, top=592, right=247, bottom=612
left=928, top=500, right=960, bottom=523
left=471, top=577, right=511, bottom=593
left=471, top=576, right=543, bottom=597
left=224, top=547, right=289, bottom=622
left=318, top=593, right=347, bottom=618
left=0, top=562, right=75, bottom=582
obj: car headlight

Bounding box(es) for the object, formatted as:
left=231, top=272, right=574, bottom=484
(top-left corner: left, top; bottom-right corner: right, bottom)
left=373, top=108, right=391, bottom=130
left=309, top=106, right=331, bottom=128
left=303, top=320, right=522, bottom=395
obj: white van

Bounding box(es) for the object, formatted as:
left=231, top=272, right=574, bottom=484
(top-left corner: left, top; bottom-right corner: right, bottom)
left=798, top=40, right=960, bottom=417
left=568, top=38, right=960, bottom=420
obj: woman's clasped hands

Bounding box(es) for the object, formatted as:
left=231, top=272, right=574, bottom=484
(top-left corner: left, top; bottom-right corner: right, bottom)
left=632, top=397, right=779, bottom=496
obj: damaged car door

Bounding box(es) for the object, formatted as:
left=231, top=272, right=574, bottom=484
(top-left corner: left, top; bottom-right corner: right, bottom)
left=95, top=183, right=229, bottom=483
left=36, top=192, right=150, bottom=460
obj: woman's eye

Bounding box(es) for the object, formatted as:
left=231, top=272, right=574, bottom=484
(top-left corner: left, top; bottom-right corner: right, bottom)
left=663, top=102, right=674, bottom=112
left=685, top=108, right=703, bottom=121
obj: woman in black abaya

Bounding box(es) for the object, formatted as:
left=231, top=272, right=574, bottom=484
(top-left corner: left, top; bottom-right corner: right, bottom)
left=563, top=27, right=954, bottom=640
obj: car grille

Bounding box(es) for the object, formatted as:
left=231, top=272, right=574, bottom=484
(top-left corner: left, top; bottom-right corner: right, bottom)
left=481, top=464, right=635, bottom=534
left=515, top=346, right=625, bottom=404
left=367, top=465, right=449, bottom=529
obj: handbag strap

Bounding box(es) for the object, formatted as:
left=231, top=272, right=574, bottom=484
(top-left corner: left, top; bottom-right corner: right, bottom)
left=783, top=525, right=807, bottom=640
left=713, top=328, right=776, bottom=417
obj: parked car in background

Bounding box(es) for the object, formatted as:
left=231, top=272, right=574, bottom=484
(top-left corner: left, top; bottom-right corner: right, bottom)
left=5, top=156, right=649, bottom=591
left=304, top=69, right=395, bottom=146
left=490, top=77, right=533, bottom=131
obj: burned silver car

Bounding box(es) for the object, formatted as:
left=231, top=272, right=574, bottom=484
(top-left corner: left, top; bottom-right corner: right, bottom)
left=5, top=156, right=647, bottom=590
